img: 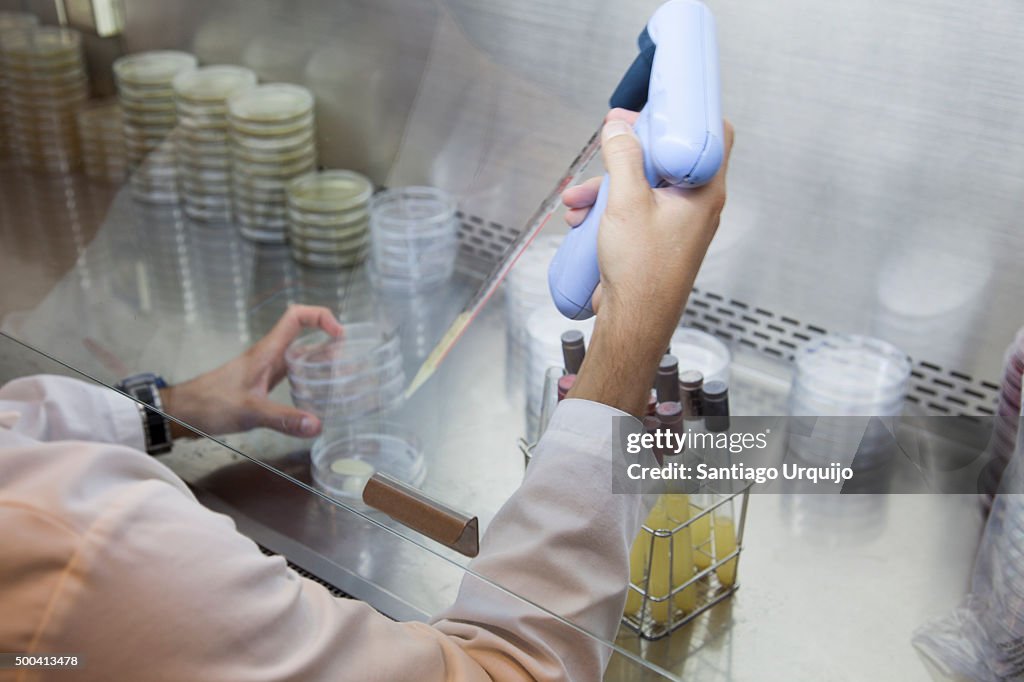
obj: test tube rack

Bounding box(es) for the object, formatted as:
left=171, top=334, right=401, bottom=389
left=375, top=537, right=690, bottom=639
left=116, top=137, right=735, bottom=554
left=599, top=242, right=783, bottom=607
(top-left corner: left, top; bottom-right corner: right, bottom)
left=518, top=434, right=751, bottom=640
left=622, top=489, right=749, bottom=640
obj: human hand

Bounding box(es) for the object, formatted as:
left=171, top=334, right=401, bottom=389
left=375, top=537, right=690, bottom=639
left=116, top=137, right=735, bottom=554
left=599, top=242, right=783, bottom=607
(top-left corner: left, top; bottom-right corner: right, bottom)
left=561, top=108, right=734, bottom=320
left=160, top=305, right=344, bottom=439
left=563, top=109, right=734, bottom=416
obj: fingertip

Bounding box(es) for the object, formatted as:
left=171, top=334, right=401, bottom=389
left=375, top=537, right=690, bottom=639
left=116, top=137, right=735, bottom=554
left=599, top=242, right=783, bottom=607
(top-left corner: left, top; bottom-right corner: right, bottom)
left=298, top=414, right=321, bottom=437
left=607, top=107, right=641, bottom=125
left=565, top=207, right=587, bottom=227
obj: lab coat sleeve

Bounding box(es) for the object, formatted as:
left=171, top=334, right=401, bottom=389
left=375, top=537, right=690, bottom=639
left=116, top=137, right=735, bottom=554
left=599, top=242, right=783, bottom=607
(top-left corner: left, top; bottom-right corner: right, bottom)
left=0, top=374, right=144, bottom=451
left=5, top=394, right=647, bottom=681
left=432, top=398, right=652, bottom=680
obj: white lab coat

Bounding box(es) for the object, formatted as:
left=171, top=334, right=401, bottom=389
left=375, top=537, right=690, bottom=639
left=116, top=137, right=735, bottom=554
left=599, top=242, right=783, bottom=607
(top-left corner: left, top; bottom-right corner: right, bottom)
left=0, top=375, right=649, bottom=681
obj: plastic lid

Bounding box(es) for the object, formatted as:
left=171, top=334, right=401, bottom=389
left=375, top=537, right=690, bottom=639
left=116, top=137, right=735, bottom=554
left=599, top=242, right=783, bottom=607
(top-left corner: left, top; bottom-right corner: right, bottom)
left=228, top=83, right=314, bottom=123
left=173, top=65, right=257, bottom=103
left=113, top=50, right=197, bottom=86
left=370, top=186, right=457, bottom=231
left=287, top=170, right=373, bottom=213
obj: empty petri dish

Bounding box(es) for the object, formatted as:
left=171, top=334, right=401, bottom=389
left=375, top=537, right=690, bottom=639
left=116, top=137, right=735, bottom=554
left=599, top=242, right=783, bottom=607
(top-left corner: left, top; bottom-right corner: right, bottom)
left=793, top=335, right=910, bottom=406
left=287, top=323, right=401, bottom=377
left=291, top=371, right=405, bottom=420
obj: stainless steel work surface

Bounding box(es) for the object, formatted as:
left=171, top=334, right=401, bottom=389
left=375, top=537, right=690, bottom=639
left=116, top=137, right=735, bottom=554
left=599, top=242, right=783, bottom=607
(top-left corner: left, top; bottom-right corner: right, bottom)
left=0, top=324, right=984, bottom=681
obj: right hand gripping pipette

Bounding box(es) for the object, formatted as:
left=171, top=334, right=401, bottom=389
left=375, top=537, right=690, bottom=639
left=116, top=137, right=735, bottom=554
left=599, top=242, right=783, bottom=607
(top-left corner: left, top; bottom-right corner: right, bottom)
left=547, top=0, right=724, bottom=320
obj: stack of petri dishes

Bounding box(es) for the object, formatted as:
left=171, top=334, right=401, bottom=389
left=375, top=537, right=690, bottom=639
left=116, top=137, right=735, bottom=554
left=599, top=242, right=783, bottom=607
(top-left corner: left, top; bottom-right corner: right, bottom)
left=76, top=100, right=126, bottom=183
left=286, top=170, right=372, bottom=267
left=172, top=65, right=257, bottom=222
left=789, top=334, right=911, bottom=468
left=285, top=320, right=405, bottom=423
left=113, top=50, right=197, bottom=203
left=1, top=26, right=88, bottom=173
left=228, top=83, right=317, bottom=243
left=369, top=186, right=459, bottom=291
left=0, top=11, right=39, bottom=157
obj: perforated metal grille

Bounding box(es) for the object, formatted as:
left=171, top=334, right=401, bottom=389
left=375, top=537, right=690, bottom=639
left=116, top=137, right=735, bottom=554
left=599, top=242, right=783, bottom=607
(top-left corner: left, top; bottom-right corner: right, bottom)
left=259, top=546, right=351, bottom=599
left=455, top=209, right=519, bottom=278
left=682, top=286, right=1001, bottom=418
left=450, top=209, right=1002, bottom=418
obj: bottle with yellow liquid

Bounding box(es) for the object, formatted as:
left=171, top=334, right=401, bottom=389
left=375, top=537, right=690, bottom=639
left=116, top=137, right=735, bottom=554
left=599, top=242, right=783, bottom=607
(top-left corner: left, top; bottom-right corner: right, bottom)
left=663, top=494, right=696, bottom=613
left=689, top=493, right=712, bottom=570
left=713, top=501, right=738, bottom=587
left=643, top=497, right=673, bottom=624
left=625, top=531, right=648, bottom=616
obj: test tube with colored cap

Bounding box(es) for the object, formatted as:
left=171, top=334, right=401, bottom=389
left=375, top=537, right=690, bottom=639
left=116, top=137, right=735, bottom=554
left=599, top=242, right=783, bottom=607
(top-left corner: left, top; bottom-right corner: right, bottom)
left=702, top=380, right=730, bottom=432
left=560, top=330, right=586, bottom=375
left=656, top=354, right=681, bottom=404
left=680, top=370, right=705, bottom=420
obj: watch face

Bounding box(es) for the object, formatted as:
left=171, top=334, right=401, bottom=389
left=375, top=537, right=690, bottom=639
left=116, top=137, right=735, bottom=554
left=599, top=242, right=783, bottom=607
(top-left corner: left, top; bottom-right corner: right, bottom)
left=119, top=373, right=171, bottom=454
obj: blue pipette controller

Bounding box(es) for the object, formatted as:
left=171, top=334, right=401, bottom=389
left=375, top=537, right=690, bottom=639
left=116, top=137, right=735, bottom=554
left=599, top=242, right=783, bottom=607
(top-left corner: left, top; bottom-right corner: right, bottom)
left=547, top=0, right=724, bottom=319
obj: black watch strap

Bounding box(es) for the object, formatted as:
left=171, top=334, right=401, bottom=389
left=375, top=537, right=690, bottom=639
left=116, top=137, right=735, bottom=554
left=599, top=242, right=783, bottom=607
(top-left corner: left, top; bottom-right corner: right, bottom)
left=116, top=373, right=173, bottom=455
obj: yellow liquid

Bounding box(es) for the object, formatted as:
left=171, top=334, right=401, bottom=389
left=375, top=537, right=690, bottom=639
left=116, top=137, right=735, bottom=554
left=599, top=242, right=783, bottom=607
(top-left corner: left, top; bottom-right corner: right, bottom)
left=625, top=533, right=648, bottom=616
left=691, top=503, right=712, bottom=570
left=713, top=516, right=737, bottom=587
left=663, top=494, right=689, bottom=524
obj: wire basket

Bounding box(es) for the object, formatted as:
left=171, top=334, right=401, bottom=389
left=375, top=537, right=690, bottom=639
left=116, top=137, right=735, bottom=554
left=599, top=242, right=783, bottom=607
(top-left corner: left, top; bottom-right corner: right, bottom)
left=518, top=366, right=750, bottom=640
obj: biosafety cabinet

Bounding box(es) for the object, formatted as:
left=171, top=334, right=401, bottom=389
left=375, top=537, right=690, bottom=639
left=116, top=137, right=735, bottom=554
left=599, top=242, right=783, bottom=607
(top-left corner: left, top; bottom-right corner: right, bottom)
left=1, top=0, right=1023, bottom=679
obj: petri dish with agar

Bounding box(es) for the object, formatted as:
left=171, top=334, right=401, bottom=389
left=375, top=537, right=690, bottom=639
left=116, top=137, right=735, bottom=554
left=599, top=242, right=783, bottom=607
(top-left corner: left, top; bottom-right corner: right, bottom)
left=311, top=423, right=426, bottom=505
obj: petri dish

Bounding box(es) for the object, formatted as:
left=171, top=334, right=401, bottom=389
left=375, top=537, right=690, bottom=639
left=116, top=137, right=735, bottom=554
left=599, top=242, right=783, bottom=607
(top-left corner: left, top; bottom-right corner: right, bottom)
left=227, top=83, right=313, bottom=125
left=287, top=324, right=401, bottom=375
left=237, top=224, right=287, bottom=244
left=291, top=248, right=368, bottom=269
left=0, top=11, right=38, bottom=32
left=172, top=64, right=256, bottom=104
left=287, top=170, right=373, bottom=213
left=370, top=186, right=457, bottom=233
left=311, top=426, right=426, bottom=503
left=291, top=371, right=406, bottom=418
left=230, top=128, right=315, bottom=154
left=113, top=50, right=197, bottom=87
left=1, top=26, right=81, bottom=61
left=289, top=221, right=368, bottom=245
left=289, top=232, right=369, bottom=253
left=794, top=335, right=910, bottom=404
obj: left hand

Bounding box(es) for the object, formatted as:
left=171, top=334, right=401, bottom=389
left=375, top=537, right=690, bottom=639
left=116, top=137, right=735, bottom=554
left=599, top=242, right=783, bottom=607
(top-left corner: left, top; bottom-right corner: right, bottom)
left=161, top=305, right=344, bottom=439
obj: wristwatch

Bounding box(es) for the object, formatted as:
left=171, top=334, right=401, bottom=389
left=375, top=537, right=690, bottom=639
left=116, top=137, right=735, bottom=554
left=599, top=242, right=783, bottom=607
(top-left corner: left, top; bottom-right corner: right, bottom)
left=116, top=373, right=173, bottom=455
